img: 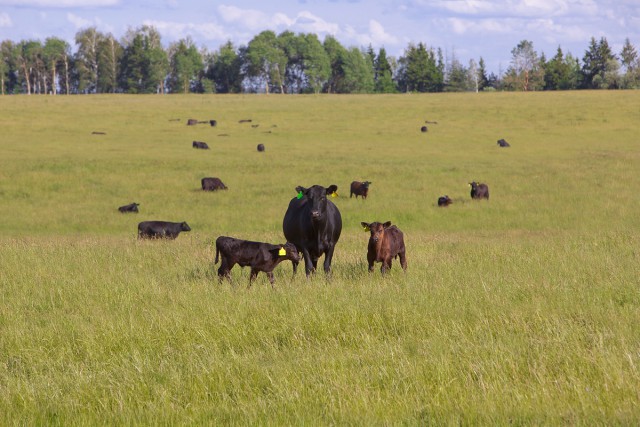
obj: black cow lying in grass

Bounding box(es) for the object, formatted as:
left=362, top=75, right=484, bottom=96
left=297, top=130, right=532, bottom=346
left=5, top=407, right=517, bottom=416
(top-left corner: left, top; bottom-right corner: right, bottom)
left=192, top=141, right=209, bottom=149
left=497, top=138, right=510, bottom=147
left=118, top=202, right=139, bottom=213
left=437, top=195, right=452, bottom=207
left=214, top=236, right=300, bottom=287
left=201, top=177, right=227, bottom=191
left=138, top=221, right=191, bottom=239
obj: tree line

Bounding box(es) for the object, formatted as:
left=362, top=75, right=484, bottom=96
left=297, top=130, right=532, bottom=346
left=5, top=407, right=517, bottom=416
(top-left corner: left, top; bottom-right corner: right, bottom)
left=1, top=25, right=639, bottom=95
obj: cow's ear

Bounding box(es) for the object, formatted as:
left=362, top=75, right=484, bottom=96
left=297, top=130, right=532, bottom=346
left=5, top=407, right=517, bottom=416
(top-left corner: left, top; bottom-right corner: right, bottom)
left=383, top=221, right=392, bottom=228
left=295, top=186, right=306, bottom=193
left=326, top=185, right=338, bottom=195
left=361, top=222, right=370, bottom=232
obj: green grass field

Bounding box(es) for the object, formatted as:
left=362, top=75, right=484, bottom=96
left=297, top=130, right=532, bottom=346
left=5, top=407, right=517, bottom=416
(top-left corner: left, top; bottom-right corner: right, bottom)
left=1, top=92, right=639, bottom=424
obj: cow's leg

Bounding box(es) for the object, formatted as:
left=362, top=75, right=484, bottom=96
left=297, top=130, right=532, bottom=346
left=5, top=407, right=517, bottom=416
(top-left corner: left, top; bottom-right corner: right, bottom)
left=367, top=254, right=375, bottom=272
left=292, top=259, right=299, bottom=275
left=302, top=249, right=315, bottom=277
left=399, top=250, right=407, bottom=272
left=266, top=272, right=275, bottom=288
left=323, top=244, right=336, bottom=275
left=248, top=268, right=259, bottom=288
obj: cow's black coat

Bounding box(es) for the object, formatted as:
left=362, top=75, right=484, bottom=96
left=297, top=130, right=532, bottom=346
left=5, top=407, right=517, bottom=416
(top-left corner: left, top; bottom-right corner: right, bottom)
left=283, top=185, right=342, bottom=277
left=137, top=221, right=191, bottom=239
left=118, top=202, right=139, bottom=213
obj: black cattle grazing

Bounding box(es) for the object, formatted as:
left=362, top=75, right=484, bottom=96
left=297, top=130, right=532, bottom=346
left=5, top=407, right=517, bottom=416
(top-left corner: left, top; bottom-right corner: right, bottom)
left=192, top=141, right=210, bottom=149
left=215, top=236, right=300, bottom=287
left=350, top=181, right=372, bottom=199
left=257, top=144, right=265, bottom=152
left=239, top=119, right=252, bottom=123
left=283, top=185, right=342, bottom=277
left=421, top=126, right=428, bottom=133
left=497, top=138, right=510, bottom=147
left=118, top=202, right=139, bottom=213
left=201, top=177, right=227, bottom=191
left=91, top=131, right=106, bottom=135
left=187, top=119, right=198, bottom=126
left=469, top=181, right=489, bottom=199
left=138, top=221, right=191, bottom=239
left=361, top=221, right=407, bottom=274
left=210, top=120, right=217, bottom=127
left=437, top=195, right=452, bottom=207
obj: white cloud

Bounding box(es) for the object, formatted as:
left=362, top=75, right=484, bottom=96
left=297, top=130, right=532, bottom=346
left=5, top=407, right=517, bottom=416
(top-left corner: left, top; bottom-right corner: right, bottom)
left=67, top=12, right=92, bottom=29
left=0, top=0, right=119, bottom=6
left=218, top=5, right=269, bottom=31
left=293, top=11, right=340, bottom=34
left=0, top=12, right=12, bottom=27
left=142, top=20, right=228, bottom=42
left=368, top=19, right=399, bottom=45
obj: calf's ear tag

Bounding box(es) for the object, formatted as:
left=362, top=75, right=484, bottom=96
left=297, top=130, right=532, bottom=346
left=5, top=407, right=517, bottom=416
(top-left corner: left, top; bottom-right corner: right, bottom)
left=279, top=247, right=286, bottom=256
left=363, top=225, right=370, bottom=232
left=296, top=191, right=303, bottom=199
left=331, top=192, right=338, bottom=198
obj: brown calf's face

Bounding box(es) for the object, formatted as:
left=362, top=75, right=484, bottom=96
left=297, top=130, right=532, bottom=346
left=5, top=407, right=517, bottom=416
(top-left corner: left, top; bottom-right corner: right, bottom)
left=276, top=242, right=301, bottom=262
left=361, top=221, right=392, bottom=242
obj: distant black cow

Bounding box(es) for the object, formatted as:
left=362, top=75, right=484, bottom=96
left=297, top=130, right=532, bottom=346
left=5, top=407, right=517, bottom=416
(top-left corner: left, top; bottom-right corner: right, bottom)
left=350, top=181, right=372, bottom=199
left=361, top=221, right=407, bottom=274
left=257, top=143, right=265, bottom=152
left=118, top=202, right=139, bottom=213
left=192, top=141, right=209, bottom=149
left=497, top=138, right=510, bottom=147
left=137, top=221, right=191, bottom=239
left=210, top=120, right=217, bottom=127
left=201, top=177, right=227, bottom=191
left=421, top=126, right=428, bottom=133
left=187, top=119, right=198, bottom=126
left=469, top=181, right=489, bottom=199
left=283, top=185, right=342, bottom=277
left=239, top=119, right=252, bottom=123
left=214, top=236, right=300, bottom=287
left=437, top=195, right=452, bottom=207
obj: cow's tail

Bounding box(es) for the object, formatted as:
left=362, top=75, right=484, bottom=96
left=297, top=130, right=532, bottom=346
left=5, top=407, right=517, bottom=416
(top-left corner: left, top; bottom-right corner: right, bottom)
left=214, top=245, right=220, bottom=264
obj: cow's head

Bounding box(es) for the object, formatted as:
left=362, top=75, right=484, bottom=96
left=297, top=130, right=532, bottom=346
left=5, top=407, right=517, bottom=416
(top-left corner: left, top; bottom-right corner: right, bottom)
left=363, top=181, right=372, bottom=188
left=274, top=242, right=301, bottom=262
left=181, top=222, right=191, bottom=232
left=295, top=185, right=338, bottom=221
left=469, top=181, right=479, bottom=190
left=361, top=221, right=392, bottom=242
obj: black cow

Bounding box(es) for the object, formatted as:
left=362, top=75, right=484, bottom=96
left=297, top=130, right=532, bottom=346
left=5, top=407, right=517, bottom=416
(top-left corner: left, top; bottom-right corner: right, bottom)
left=201, top=177, right=227, bottom=191
left=192, top=141, right=209, bottom=149
left=209, top=120, right=217, bottom=127
left=257, top=143, right=265, bottom=152
left=137, top=221, right=191, bottom=239
left=361, top=221, right=407, bottom=274
left=421, top=126, right=428, bottom=133
left=350, top=181, right=372, bottom=199
left=118, top=202, right=139, bottom=213
left=497, top=138, right=510, bottom=147
left=187, top=119, right=198, bottom=126
left=283, top=185, right=342, bottom=277
left=469, top=181, right=489, bottom=199
left=437, top=195, right=452, bottom=207
left=214, top=236, right=300, bottom=287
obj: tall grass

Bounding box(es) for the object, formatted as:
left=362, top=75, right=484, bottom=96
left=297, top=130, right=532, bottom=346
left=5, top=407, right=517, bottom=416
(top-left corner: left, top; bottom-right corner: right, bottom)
left=1, top=92, right=639, bottom=424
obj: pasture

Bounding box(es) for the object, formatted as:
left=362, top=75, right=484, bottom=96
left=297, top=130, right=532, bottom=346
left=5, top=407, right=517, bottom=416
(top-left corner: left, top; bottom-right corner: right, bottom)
left=0, top=92, right=639, bottom=424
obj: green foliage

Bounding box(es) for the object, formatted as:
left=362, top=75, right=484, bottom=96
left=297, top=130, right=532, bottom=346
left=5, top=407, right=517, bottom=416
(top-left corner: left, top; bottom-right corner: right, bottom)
left=397, top=42, right=443, bottom=92
left=1, top=93, right=640, bottom=423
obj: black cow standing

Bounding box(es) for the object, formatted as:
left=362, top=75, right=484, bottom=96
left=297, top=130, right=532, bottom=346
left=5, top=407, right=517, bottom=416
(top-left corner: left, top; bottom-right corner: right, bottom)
left=214, top=236, right=300, bottom=287
left=118, top=202, right=139, bottom=213
left=283, top=185, right=342, bottom=277
left=138, top=221, right=191, bottom=239
left=469, top=182, right=489, bottom=199
left=350, top=181, right=371, bottom=199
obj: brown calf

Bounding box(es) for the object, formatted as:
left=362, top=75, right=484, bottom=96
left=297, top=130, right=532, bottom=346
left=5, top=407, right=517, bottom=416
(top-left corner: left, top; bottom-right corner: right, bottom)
left=361, top=221, right=407, bottom=274
left=350, top=180, right=372, bottom=199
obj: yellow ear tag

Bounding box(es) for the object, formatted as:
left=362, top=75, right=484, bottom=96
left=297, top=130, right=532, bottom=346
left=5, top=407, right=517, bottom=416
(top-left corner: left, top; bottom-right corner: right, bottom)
left=363, top=225, right=370, bottom=232
left=331, top=192, right=338, bottom=198
left=279, top=247, right=286, bottom=256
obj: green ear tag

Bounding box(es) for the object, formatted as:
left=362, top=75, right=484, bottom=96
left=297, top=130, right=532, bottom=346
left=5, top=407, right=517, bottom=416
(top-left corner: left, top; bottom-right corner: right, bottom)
left=296, top=191, right=303, bottom=199
left=279, top=247, right=286, bottom=256
left=363, top=225, right=370, bottom=232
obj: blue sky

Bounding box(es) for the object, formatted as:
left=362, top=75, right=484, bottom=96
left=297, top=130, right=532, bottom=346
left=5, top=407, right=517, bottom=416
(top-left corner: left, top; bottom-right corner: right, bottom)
left=0, top=0, right=638, bottom=74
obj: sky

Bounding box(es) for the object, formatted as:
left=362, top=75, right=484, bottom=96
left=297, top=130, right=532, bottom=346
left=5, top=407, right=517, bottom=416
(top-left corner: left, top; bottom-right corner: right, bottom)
left=0, top=0, right=639, bottom=74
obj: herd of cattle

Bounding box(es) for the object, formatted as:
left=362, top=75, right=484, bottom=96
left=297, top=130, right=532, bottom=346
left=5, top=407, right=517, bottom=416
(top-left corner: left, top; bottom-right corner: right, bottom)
left=116, top=119, right=504, bottom=286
